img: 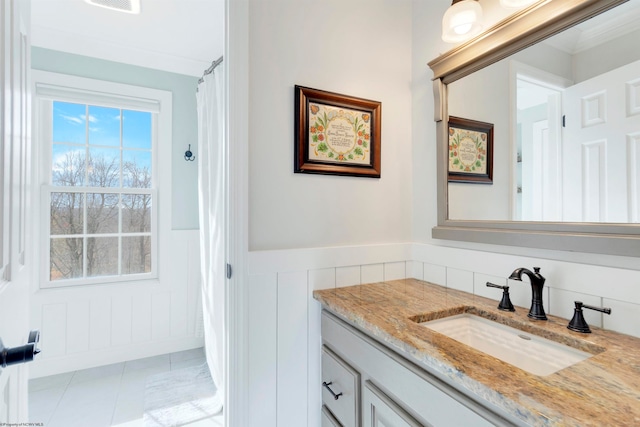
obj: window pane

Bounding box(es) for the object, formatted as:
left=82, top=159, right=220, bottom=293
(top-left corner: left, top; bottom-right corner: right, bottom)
left=86, top=193, right=119, bottom=234
left=52, top=145, right=86, bottom=186
left=88, top=106, right=121, bottom=147
left=87, top=237, right=118, bottom=277
left=88, top=148, right=120, bottom=187
left=50, top=192, right=83, bottom=235
left=53, top=101, right=86, bottom=144
left=122, top=194, right=151, bottom=233
left=123, top=110, right=152, bottom=149
left=50, top=237, right=83, bottom=280
left=122, top=150, right=151, bottom=188
left=122, top=236, right=151, bottom=274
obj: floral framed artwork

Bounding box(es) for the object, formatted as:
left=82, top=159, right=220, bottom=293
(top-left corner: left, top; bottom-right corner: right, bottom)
left=294, top=85, right=381, bottom=178
left=447, top=116, right=493, bottom=184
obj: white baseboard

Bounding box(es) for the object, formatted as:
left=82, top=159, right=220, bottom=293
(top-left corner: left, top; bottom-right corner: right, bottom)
left=29, top=336, right=204, bottom=378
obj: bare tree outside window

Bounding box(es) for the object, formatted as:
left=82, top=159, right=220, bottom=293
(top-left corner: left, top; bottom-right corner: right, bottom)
left=48, top=101, right=153, bottom=283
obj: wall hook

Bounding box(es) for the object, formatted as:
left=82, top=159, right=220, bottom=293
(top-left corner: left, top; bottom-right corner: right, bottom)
left=184, top=144, right=195, bottom=161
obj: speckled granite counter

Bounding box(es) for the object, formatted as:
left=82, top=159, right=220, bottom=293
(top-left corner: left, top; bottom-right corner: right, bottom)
left=313, top=279, right=640, bottom=427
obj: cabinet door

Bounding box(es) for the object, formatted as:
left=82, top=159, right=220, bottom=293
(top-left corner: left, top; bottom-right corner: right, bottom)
left=322, top=405, right=343, bottom=427
left=363, top=381, right=426, bottom=427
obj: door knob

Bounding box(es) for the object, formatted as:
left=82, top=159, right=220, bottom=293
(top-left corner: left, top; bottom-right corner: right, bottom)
left=0, top=330, right=41, bottom=368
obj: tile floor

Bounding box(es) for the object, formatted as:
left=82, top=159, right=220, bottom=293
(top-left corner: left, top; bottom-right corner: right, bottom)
left=29, top=348, right=223, bottom=427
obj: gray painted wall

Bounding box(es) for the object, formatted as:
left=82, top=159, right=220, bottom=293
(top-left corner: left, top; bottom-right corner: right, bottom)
left=31, top=47, right=200, bottom=230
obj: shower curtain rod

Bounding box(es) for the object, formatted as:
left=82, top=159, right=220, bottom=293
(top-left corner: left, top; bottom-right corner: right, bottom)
left=198, top=56, right=224, bottom=84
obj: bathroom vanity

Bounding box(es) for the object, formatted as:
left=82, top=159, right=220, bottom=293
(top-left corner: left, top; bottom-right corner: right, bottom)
left=314, top=279, right=640, bottom=426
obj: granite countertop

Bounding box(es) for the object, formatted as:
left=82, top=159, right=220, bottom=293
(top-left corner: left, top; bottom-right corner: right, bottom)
left=313, top=278, right=640, bottom=427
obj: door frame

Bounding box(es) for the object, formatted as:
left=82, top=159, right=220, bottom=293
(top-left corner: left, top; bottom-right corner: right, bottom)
left=226, top=0, right=250, bottom=425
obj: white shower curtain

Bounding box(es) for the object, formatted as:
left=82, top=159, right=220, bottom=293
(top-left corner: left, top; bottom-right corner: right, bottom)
left=196, top=62, right=225, bottom=403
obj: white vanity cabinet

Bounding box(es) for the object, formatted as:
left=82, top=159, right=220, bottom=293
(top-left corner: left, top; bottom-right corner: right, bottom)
left=362, top=380, right=422, bottom=427
left=322, top=405, right=343, bottom=427
left=321, top=310, right=520, bottom=427
left=321, top=346, right=360, bottom=426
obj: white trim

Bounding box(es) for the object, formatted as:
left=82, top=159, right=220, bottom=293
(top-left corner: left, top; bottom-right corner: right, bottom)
left=248, top=243, right=412, bottom=276
left=572, top=4, right=640, bottom=54
left=226, top=0, right=249, bottom=425
left=0, top=1, right=9, bottom=285
left=29, top=336, right=204, bottom=379
left=32, top=70, right=169, bottom=110
left=34, top=83, right=161, bottom=113
left=509, top=60, right=573, bottom=91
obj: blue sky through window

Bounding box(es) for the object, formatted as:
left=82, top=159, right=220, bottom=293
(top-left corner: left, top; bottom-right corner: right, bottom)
left=53, top=102, right=86, bottom=144
left=123, top=110, right=152, bottom=149
left=52, top=101, right=153, bottom=181
left=89, top=105, right=120, bottom=147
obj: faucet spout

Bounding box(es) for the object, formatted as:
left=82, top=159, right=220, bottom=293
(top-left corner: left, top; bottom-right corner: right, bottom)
left=509, top=267, right=547, bottom=320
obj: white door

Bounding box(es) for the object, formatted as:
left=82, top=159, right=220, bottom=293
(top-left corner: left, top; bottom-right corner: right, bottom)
left=562, top=60, right=640, bottom=222
left=516, top=78, right=563, bottom=222
left=0, top=0, right=33, bottom=422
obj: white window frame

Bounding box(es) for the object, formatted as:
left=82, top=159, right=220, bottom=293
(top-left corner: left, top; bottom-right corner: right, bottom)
left=32, top=70, right=172, bottom=289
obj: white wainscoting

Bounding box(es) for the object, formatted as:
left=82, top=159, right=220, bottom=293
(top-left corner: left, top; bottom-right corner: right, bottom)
left=29, top=230, right=204, bottom=378
left=247, top=242, right=640, bottom=427
left=247, top=243, right=412, bottom=427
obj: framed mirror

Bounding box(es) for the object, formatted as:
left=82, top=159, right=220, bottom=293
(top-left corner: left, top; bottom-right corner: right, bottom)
left=428, top=0, right=640, bottom=257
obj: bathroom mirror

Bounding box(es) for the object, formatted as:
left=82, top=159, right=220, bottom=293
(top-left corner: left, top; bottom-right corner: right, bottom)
left=428, top=0, right=640, bottom=256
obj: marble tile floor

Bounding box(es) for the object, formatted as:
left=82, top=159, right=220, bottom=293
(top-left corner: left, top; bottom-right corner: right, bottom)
left=144, top=363, right=221, bottom=426
left=29, top=348, right=223, bottom=427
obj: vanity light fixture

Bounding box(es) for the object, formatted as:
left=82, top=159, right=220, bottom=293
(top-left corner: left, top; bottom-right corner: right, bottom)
left=442, top=0, right=484, bottom=43
left=499, top=0, right=538, bottom=8
left=84, top=0, right=141, bottom=14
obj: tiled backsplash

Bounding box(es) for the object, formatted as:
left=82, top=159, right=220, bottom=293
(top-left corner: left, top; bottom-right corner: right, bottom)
left=412, top=245, right=640, bottom=338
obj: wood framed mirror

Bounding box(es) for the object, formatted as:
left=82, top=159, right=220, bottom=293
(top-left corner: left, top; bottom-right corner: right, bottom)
left=428, top=0, right=640, bottom=257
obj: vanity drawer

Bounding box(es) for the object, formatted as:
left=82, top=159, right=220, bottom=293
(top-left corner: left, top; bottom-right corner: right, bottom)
left=322, top=345, right=360, bottom=427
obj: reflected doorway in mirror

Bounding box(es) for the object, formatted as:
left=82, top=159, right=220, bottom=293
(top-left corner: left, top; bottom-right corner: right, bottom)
left=447, top=116, right=494, bottom=184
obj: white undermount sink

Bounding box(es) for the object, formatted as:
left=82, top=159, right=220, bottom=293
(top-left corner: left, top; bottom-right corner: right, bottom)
left=419, top=313, right=593, bottom=376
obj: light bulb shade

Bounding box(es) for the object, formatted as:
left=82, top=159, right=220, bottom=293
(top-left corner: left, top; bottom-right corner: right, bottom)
left=499, top=0, right=537, bottom=8
left=442, top=0, right=483, bottom=43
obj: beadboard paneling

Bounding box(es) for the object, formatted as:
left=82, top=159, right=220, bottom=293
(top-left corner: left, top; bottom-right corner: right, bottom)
left=247, top=244, right=410, bottom=427
left=276, top=271, right=309, bottom=427
left=29, top=230, right=204, bottom=378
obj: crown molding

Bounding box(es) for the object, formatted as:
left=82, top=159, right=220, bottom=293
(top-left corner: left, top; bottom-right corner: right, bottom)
left=31, top=25, right=210, bottom=77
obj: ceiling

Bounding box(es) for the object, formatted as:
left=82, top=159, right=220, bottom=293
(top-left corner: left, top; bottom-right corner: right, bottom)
left=543, top=0, right=640, bottom=54
left=31, top=0, right=224, bottom=77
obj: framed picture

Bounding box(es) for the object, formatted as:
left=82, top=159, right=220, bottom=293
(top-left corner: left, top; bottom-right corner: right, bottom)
left=294, top=85, right=381, bottom=178
left=447, top=116, right=493, bottom=184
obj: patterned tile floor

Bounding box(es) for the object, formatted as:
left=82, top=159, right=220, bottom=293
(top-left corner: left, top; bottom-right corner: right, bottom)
left=29, top=348, right=223, bottom=426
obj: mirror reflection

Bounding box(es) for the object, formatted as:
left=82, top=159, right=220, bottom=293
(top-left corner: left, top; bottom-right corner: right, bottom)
left=448, top=0, right=640, bottom=223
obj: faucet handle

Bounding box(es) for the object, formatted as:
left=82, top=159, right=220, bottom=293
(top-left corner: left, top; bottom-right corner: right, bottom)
left=567, top=301, right=611, bottom=333
left=486, top=282, right=515, bottom=312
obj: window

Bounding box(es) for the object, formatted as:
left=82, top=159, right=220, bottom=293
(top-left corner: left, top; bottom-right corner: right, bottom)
left=48, top=101, right=154, bottom=282
left=34, top=72, right=172, bottom=287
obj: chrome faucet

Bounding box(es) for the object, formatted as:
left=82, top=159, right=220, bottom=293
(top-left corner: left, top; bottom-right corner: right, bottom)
left=509, top=267, right=547, bottom=320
